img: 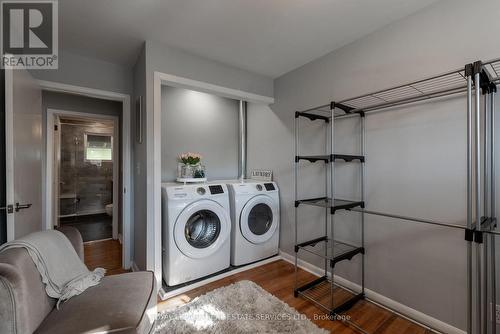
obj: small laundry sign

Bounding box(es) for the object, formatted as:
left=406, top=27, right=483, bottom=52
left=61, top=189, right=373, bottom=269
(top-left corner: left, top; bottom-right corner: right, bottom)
left=250, top=169, right=273, bottom=181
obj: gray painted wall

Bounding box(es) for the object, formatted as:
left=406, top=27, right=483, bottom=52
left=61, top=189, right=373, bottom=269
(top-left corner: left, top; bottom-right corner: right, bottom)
left=146, top=41, right=273, bottom=98
left=31, top=50, right=133, bottom=95
left=42, top=91, right=122, bottom=117
left=161, top=86, right=239, bottom=182
left=247, top=0, right=500, bottom=330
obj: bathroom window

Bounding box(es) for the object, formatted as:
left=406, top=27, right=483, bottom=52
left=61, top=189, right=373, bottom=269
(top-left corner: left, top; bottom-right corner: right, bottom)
left=84, top=133, right=113, bottom=161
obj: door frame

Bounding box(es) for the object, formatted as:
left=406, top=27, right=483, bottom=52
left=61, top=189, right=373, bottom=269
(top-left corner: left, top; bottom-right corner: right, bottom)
left=38, top=80, right=132, bottom=269
left=46, top=109, right=119, bottom=239
left=4, top=67, right=13, bottom=241
left=0, top=69, right=5, bottom=244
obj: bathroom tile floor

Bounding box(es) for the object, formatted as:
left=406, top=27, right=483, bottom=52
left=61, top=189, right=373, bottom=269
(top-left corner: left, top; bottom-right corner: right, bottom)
left=60, top=213, right=112, bottom=242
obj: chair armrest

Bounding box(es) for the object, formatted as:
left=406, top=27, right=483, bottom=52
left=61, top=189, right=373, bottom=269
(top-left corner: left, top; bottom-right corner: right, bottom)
left=55, top=226, right=84, bottom=261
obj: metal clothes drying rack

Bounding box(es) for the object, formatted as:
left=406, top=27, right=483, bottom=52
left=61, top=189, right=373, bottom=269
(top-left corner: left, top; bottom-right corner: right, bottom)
left=293, top=58, right=500, bottom=334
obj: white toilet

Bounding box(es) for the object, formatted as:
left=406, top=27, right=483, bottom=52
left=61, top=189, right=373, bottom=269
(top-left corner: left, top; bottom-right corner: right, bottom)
left=105, top=204, right=113, bottom=217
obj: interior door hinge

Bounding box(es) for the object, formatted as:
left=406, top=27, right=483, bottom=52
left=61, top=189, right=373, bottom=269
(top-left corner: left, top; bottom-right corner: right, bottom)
left=0, top=205, right=14, bottom=214
left=54, top=124, right=58, bottom=131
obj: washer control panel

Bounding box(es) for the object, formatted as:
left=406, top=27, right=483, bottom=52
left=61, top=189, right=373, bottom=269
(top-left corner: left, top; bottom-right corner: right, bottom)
left=165, top=183, right=227, bottom=200
left=209, top=185, right=224, bottom=194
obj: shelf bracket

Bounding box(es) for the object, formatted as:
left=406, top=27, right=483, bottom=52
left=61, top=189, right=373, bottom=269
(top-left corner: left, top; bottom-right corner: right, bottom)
left=465, top=228, right=474, bottom=242
left=294, top=235, right=328, bottom=253
left=330, top=293, right=365, bottom=315
left=474, top=230, right=483, bottom=244
left=330, top=247, right=365, bottom=268
left=295, top=111, right=330, bottom=123
left=332, top=101, right=364, bottom=117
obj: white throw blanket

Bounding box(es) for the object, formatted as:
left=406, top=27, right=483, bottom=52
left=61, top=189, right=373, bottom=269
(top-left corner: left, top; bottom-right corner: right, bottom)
left=0, top=230, right=105, bottom=308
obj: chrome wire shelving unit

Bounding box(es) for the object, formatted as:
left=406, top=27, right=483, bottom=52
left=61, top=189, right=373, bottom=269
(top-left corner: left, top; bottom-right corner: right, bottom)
left=294, top=101, right=367, bottom=319
left=293, top=58, right=500, bottom=334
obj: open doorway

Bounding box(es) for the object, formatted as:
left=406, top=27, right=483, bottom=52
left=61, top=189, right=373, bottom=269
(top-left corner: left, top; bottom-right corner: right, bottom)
left=55, top=116, right=118, bottom=242
left=46, top=110, right=120, bottom=244
left=39, top=85, right=131, bottom=272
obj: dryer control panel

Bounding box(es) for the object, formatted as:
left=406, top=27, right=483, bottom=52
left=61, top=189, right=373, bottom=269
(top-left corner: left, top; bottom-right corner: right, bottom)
left=264, top=183, right=275, bottom=191
left=231, top=181, right=279, bottom=194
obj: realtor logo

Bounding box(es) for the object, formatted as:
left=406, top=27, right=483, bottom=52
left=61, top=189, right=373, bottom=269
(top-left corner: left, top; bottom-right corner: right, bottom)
left=1, top=0, right=58, bottom=69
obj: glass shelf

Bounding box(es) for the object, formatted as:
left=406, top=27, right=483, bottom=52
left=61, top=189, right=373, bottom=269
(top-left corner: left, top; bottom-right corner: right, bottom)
left=295, top=236, right=364, bottom=267
left=296, top=197, right=364, bottom=213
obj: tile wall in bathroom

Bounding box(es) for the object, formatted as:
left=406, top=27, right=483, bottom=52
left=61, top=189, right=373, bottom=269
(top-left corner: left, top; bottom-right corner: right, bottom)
left=59, top=122, right=114, bottom=216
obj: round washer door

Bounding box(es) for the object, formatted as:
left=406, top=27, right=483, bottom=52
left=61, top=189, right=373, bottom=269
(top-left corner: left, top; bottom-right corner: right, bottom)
left=240, top=195, right=278, bottom=244
left=174, top=199, right=230, bottom=259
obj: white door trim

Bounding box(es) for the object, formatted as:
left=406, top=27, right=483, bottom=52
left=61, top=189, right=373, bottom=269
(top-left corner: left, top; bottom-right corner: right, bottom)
left=150, top=71, right=274, bottom=286
left=4, top=67, right=14, bottom=241
left=156, top=72, right=275, bottom=105
left=38, top=80, right=132, bottom=269
left=46, top=109, right=119, bottom=239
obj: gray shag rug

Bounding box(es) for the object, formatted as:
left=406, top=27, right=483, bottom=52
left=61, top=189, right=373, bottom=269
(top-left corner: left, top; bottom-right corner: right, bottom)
left=155, top=280, right=328, bottom=334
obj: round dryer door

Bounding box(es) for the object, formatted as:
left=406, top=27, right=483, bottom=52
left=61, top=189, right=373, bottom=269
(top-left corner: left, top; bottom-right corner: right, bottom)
left=240, top=195, right=278, bottom=244
left=174, top=199, right=230, bottom=259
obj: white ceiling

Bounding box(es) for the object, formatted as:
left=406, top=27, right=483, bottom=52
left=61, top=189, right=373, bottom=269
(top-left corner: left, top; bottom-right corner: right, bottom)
left=60, top=0, right=440, bottom=78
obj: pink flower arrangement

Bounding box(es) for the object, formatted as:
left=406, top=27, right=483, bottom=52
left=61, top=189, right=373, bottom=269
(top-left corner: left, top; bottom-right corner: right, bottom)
left=178, top=152, right=202, bottom=165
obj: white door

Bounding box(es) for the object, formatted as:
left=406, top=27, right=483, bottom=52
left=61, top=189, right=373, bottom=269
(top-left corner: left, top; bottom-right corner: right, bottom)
left=240, top=195, right=278, bottom=244
left=4, top=67, right=43, bottom=240
left=174, top=199, right=230, bottom=259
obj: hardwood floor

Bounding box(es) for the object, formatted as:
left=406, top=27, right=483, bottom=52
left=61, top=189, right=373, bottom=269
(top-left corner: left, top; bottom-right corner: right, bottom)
left=84, top=239, right=129, bottom=275
left=82, top=242, right=430, bottom=333
left=159, top=260, right=431, bottom=334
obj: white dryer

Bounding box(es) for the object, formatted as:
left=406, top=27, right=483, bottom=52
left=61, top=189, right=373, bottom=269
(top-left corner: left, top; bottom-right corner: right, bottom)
left=162, top=183, right=231, bottom=286
left=227, top=180, right=280, bottom=266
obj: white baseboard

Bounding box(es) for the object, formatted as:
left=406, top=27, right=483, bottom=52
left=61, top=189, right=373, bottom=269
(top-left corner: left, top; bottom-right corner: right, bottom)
left=131, top=261, right=140, bottom=272
left=159, top=255, right=282, bottom=301
left=279, top=251, right=465, bottom=334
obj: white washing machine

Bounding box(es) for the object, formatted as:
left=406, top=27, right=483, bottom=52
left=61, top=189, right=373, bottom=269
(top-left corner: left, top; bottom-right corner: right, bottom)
left=162, top=182, right=231, bottom=286
left=227, top=180, right=280, bottom=266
